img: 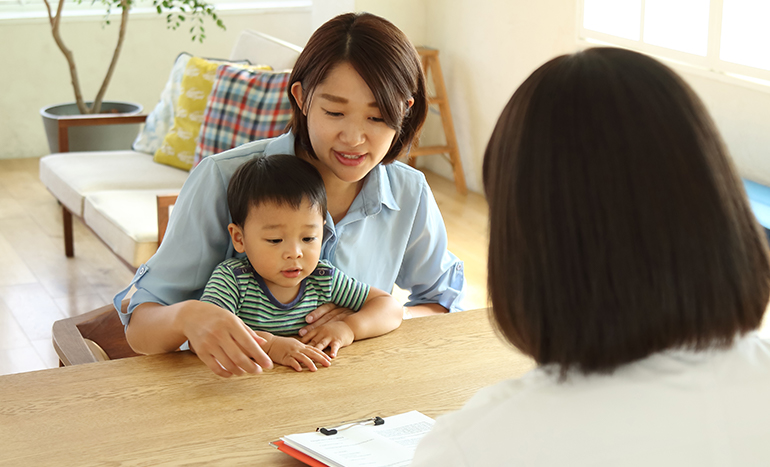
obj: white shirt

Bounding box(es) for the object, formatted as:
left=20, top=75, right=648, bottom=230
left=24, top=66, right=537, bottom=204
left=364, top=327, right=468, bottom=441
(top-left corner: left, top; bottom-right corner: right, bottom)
left=411, top=333, right=770, bottom=467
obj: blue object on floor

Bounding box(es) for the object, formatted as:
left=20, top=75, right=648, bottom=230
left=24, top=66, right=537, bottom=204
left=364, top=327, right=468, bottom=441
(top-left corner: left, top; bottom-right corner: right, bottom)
left=743, top=178, right=770, bottom=242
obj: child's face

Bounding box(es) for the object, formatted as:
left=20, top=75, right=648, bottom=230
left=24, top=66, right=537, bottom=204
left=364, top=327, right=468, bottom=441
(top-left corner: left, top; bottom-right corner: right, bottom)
left=228, top=199, right=324, bottom=300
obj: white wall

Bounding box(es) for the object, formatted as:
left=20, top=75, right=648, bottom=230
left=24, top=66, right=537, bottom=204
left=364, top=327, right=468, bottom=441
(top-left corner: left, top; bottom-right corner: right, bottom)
left=0, top=8, right=313, bottom=160
left=4, top=1, right=769, bottom=193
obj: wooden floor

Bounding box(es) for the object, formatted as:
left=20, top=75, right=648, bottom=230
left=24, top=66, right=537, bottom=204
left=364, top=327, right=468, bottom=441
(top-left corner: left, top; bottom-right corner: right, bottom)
left=0, top=157, right=489, bottom=376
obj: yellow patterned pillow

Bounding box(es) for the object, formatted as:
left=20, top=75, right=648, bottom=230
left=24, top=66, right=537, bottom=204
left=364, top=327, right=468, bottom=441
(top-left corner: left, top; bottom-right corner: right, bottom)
left=154, top=57, right=270, bottom=170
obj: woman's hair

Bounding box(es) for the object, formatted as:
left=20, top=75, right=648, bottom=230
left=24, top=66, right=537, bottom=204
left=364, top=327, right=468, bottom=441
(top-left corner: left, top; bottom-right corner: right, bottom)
left=287, top=12, right=428, bottom=164
left=228, top=154, right=327, bottom=227
left=483, top=47, right=770, bottom=376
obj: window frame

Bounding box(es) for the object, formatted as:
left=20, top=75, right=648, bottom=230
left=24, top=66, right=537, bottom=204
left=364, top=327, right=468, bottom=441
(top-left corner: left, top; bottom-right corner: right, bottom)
left=576, top=0, right=770, bottom=92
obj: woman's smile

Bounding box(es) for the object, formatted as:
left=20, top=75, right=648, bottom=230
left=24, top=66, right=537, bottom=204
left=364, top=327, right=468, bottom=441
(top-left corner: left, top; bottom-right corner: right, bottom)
left=334, top=150, right=367, bottom=166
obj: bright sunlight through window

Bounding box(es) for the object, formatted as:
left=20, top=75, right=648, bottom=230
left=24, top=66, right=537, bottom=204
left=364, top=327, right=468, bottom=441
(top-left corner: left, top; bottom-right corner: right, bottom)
left=643, top=0, right=710, bottom=56
left=720, top=0, right=770, bottom=71
left=581, top=0, right=770, bottom=86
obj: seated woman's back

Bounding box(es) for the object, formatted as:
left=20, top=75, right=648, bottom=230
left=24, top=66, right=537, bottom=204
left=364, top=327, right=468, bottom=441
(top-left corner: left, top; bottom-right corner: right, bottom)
left=411, top=47, right=770, bottom=466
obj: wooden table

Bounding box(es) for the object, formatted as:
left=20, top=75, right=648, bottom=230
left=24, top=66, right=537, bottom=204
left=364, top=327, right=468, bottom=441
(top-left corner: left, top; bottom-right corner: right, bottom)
left=0, top=308, right=534, bottom=466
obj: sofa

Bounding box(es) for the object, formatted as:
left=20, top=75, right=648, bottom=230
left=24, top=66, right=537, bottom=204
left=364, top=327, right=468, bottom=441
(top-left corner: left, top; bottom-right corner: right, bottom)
left=39, top=31, right=303, bottom=270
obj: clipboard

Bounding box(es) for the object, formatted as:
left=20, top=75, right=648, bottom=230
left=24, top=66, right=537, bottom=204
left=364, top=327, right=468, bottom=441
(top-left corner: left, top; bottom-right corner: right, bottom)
left=270, top=440, right=329, bottom=467
left=269, top=411, right=435, bottom=467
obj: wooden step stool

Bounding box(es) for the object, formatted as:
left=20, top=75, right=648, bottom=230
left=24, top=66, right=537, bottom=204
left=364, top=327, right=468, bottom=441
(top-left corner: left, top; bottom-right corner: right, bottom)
left=411, top=47, right=467, bottom=195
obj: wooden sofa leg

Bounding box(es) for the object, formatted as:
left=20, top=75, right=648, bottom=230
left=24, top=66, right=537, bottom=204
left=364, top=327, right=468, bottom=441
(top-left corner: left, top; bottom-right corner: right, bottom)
left=63, top=205, right=74, bottom=258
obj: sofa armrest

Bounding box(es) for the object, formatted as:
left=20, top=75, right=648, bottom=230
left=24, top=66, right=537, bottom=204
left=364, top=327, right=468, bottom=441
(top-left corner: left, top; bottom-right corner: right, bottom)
left=57, top=114, right=148, bottom=153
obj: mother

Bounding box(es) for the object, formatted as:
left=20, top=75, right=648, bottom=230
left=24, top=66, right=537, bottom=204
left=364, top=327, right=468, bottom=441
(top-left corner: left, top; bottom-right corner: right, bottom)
left=412, top=48, right=770, bottom=465
left=114, top=13, right=464, bottom=377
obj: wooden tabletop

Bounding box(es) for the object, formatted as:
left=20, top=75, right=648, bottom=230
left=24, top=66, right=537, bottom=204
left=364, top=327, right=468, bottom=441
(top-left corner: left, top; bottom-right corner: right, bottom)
left=0, top=308, right=534, bottom=466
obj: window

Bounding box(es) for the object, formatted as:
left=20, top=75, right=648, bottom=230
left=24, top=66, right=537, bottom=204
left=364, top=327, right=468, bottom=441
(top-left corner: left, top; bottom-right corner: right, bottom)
left=579, top=0, right=770, bottom=88
left=0, top=0, right=311, bottom=21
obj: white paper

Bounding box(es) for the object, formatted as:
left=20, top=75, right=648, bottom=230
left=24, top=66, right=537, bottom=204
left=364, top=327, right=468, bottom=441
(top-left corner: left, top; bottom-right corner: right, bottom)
left=282, top=411, right=435, bottom=467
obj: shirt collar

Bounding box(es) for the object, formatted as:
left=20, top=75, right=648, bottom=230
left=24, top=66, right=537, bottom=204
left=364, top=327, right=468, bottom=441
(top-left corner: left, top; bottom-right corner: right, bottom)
left=264, top=131, right=296, bottom=156
left=359, top=164, right=401, bottom=216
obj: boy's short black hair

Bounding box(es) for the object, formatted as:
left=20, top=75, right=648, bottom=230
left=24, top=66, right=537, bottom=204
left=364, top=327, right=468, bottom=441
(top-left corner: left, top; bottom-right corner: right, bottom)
left=228, top=154, right=327, bottom=227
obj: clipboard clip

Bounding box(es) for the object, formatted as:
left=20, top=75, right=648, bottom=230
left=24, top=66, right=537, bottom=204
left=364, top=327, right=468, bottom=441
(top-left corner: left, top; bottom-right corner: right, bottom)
left=316, top=416, right=385, bottom=436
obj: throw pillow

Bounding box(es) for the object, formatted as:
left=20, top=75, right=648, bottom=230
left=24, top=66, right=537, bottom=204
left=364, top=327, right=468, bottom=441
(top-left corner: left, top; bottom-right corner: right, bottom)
left=132, top=52, right=192, bottom=155
left=153, top=58, right=270, bottom=170
left=132, top=53, right=254, bottom=156
left=194, top=65, right=292, bottom=166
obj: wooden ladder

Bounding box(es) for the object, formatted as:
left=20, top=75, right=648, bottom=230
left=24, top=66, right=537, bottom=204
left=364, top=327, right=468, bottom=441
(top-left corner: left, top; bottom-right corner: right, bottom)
left=411, top=47, right=467, bottom=195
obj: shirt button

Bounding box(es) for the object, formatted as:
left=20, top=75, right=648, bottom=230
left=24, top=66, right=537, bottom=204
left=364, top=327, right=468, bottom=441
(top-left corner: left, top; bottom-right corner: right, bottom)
left=455, top=263, right=463, bottom=272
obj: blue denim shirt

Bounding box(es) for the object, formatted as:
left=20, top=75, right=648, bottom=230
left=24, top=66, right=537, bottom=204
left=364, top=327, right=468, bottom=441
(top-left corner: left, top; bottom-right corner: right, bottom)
left=115, top=132, right=464, bottom=324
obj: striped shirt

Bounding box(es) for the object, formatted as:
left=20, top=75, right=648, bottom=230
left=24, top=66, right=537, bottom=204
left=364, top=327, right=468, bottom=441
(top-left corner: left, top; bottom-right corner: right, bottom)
left=200, top=258, right=370, bottom=336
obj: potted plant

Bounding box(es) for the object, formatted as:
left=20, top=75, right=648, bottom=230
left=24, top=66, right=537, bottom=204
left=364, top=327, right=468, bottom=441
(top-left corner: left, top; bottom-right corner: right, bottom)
left=40, top=0, right=224, bottom=152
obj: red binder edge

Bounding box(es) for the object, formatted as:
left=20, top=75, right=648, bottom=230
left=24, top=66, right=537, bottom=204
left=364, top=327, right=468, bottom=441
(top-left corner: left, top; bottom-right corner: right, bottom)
left=270, top=439, right=330, bottom=467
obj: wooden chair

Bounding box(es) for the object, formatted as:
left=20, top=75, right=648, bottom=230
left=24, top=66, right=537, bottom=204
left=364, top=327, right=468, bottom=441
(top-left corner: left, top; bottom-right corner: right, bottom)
left=52, top=192, right=179, bottom=366
left=156, top=193, right=179, bottom=247
left=52, top=300, right=139, bottom=366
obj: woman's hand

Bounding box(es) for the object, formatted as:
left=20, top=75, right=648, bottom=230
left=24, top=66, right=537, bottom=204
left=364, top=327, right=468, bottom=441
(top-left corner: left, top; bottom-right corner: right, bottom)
left=260, top=334, right=332, bottom=372
left=178, top=301, right=274, bottom=378
left=300, top=321, right=355, bottom=358
left=298, top=303, right=355, bottom=337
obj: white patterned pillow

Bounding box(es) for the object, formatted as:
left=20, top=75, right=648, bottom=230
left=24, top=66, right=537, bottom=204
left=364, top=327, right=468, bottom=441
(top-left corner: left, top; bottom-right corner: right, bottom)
left=132, top=54, right=253, bottom=155
left=132, top=53, right=192, bottom=155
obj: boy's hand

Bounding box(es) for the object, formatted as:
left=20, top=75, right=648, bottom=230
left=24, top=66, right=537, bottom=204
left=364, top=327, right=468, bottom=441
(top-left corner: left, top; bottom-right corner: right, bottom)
left=300, top=321, right=355, bottom=358
left=264, top=335, right=332, bottom=372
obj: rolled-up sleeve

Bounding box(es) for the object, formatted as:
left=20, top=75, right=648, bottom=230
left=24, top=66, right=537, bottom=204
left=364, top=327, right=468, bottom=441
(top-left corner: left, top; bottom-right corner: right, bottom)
left=115, top=156, right=235, bottom=326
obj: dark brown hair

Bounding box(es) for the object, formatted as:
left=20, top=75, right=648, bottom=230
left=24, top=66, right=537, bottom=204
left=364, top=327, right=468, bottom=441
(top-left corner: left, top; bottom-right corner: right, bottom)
left=287, top=12, right=428, bottom=164
left=228, top=154, right=327, bottom=227
left=483, top=47, right=770, bottom=376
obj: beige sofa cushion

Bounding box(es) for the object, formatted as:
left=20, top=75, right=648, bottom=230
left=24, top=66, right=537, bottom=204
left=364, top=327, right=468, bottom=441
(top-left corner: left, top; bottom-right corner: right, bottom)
left=40, top=151, right=189, bottom=216
left=84, top=189, right=180, bottom=268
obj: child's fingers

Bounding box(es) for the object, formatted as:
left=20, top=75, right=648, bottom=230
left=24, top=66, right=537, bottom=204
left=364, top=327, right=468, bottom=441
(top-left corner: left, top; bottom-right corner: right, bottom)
left=287, top=358, right=302, bottom=372
left=328, top=340, right=342, bottom=359
left=306, top=346, right=332, bottom=366
left=293, top=352, right=319, bottom=372
left=311, top=335, right=333, bottom=352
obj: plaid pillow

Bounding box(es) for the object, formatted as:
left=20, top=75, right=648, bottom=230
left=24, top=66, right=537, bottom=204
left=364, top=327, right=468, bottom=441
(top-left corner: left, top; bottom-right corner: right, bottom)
left=194, top=65, right=292, bottom=166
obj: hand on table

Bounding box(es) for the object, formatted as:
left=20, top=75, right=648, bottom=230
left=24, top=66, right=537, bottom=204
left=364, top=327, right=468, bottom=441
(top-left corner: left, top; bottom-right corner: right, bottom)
left=300, top=321, right=355, bottom=358
left=262, top=335, right=332, bottom=372
left=181, top=301, right=274, bottom=378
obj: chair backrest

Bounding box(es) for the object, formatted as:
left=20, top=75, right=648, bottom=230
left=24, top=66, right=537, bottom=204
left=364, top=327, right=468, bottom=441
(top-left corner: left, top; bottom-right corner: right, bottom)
left=52, top=300, right=139, bottom=366
left=229, top=30, right=303, bottom=71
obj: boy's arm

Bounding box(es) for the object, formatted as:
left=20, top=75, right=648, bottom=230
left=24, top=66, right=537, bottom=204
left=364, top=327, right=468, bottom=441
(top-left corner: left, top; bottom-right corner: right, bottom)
left=255, top=331, right=331, bottom=372
left=343, top=287, right=403, bottom=340
left=301, top=287, right=403, bottom=357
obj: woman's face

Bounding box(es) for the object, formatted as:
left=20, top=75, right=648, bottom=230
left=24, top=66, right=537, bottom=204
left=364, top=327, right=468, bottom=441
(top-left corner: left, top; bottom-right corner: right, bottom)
left=292, top=62, right=399, bottom=187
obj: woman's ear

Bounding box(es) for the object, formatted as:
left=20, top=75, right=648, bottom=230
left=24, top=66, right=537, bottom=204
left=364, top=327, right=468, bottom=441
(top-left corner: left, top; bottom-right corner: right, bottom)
left=228, top=223, right=246, bottom=253
left=291, top=82, right=306, bottom=115
left=406, top=97, right=415, bottom=109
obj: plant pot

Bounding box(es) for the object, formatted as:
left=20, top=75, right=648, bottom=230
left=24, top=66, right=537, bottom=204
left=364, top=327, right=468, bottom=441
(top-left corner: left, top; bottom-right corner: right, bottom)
left=41, top=101, right=144, bottom=153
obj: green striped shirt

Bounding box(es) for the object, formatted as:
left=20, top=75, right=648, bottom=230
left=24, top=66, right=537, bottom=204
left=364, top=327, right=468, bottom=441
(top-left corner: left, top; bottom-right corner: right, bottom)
left=200, top=258, right=370, bottom=336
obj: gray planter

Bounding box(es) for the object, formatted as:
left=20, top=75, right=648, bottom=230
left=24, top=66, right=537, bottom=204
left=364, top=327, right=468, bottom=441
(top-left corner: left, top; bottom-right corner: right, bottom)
left=41, top=101, right=144, bottom=153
